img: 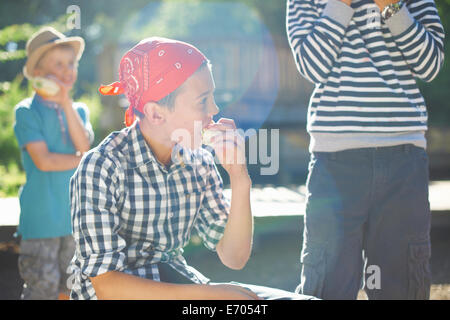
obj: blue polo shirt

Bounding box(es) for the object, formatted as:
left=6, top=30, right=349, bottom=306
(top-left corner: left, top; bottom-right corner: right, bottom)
left=14, top=94, right=94, bottom=240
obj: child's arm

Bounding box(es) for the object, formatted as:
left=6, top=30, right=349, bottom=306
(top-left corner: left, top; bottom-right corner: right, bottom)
left=44, top=79, right=91, bottom=153
left=89, top=271, right=259, bottom=300
left=25, top=141, right=82, bottom=171
left=206, top=119, right=253, bottom=270
left=14, top=104, right=83, bottom=171
left=215, top=171, right=252, bottom=270
left=60, top=98, right=91, bottom=153
left=286, top=0, right=355, bottom=84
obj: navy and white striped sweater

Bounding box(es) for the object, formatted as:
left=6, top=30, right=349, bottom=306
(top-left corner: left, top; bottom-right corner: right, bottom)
left=287, top=0, right=445, bottom=150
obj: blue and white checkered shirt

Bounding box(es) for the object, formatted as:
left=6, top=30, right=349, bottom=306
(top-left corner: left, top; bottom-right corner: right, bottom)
left=69, top=122, right=230, bottom=299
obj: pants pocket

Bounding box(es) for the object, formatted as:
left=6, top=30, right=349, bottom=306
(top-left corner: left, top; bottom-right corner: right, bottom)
left=296, top=242, right=326, bottom=298
left=407, top=240, right=431, bottom=300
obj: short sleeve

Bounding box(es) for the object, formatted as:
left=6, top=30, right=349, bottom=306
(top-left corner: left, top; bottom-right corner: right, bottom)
left=194, top=153, right=230, bottom=251
left=14, top=106, right=45, bottom=149
left=70, top=151, right=126, bottom=277
left=75, top=103, right=95, bottom=145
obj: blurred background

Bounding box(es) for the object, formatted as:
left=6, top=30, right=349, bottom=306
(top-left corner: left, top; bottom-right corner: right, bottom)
left=0, top=0, right=449, bottom=300
left=1, top=0, right=450, bottom=191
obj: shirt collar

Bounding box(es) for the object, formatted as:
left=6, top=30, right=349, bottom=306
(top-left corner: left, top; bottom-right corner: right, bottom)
left=33, top=93, right=59, bottom=109
left=126, top=122, right=156, bottom=169
left=127, top=122, right=194, bottom=171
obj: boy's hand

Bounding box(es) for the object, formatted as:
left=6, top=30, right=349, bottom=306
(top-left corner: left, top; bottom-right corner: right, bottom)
left=206, top=118, right=248, bottom=180
left=41, top=75, right=72, bottom=109
left=39, top=75, right=91, bottom=153
left=341, top=0, right=352, bottom=6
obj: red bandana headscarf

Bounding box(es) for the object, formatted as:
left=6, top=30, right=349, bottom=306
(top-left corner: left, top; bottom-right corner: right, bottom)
left=99, top=37, right=207, bottom=126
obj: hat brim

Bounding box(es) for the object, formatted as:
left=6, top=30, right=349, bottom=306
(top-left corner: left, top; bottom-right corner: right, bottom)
left=23, top=36, right=85, bottom=79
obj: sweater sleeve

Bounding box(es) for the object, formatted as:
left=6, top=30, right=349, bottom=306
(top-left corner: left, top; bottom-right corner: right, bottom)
left=385, top=0, right=445, bottom=82
left=286, top=0, right=355, bottom=84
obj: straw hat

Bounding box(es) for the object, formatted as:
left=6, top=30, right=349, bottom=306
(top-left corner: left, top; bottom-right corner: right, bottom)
left=23, top=27, right=85, bottom=79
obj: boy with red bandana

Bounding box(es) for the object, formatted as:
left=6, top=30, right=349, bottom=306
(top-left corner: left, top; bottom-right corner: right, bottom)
left=69, top=37, right=317, bottom=300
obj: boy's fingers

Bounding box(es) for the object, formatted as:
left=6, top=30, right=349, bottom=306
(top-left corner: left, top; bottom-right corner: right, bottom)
left=217, top=118, right=236, bottom=129
left=207, top=124, right=231, bottom=132
left=211, top=119, right=236, bottom=130
left=210, top=131, right=244, bottom=146
left=209, top=140, right=246, bottom=165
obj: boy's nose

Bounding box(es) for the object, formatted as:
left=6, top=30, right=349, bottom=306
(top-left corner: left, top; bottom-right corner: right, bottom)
left=208, top=102, right=219, bottom=117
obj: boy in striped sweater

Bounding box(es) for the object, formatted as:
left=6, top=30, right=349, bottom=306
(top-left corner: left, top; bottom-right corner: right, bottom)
left=287, top=0, right=444, bottom=299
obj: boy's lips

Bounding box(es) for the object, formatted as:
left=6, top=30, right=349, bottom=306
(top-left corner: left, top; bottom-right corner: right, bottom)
left=61, top=78, right=75, bottom=87
left=46, top=74, right=74, bottom=87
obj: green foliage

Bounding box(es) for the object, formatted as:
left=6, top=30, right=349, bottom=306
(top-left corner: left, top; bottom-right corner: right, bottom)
left=0, top=75, right=30, bottom=197
left=0, top=13, right=71, bottom=63
left=0, top=162, right=26, bottom=197
left=122, top=1, right=264, bottom=42
left=0, top=75, right=31, bottom=166
left=0, top=23, right=37, bottom=47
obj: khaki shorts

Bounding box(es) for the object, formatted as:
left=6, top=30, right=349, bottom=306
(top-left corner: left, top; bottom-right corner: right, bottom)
left=18, top=235, right=75, bottom=300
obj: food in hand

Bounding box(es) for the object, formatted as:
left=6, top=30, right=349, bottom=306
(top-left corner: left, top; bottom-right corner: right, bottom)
left=32, top=77, right=60, bottom=98
left=202, top=128, right=221, bottom=147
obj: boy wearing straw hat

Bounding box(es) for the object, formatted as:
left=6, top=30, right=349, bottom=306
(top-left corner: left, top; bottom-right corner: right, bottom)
left=69, top=37, right=317, bottom=300
left=14, top=27, right=93, bottom=300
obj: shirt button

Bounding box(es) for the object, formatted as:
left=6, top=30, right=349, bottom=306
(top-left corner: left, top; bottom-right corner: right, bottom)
left=169, top=212, right=174, bottom=218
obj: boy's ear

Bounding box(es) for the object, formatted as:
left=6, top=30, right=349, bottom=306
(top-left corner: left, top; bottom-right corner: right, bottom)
left=142, top=102, right=166, bottom=125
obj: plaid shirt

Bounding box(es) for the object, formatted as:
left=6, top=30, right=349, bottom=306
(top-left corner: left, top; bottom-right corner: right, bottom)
left=69, top=122, right=230, bottom=299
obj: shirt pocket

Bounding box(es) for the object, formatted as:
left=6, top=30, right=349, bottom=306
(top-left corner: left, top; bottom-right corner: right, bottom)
left=298, top=241, right=327, bottom=298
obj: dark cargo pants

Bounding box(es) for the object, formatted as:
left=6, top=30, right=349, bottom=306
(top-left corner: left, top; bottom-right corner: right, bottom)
left=296, top=144, right=431, bottom=300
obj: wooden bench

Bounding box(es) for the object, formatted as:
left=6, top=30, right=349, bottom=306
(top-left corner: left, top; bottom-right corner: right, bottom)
left=1, top=181, right=449, bottom=229
left=227, top=181, right=450, bottom=218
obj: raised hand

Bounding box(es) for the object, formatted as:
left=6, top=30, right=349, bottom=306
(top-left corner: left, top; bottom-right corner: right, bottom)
left=204, top=118, right=247, bottom=178
left=40, top=75, right=73, bottom=109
